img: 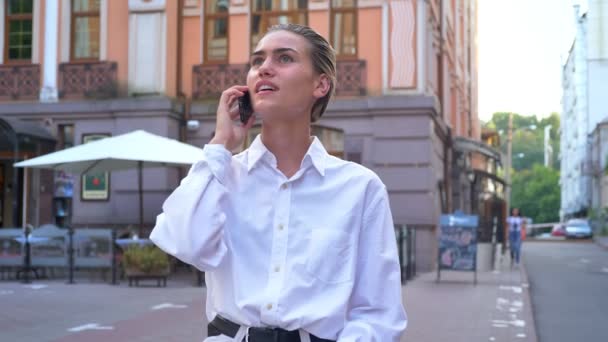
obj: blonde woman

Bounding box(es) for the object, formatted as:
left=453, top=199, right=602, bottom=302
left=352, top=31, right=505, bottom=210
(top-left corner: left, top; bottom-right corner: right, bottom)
left=151, top=24, right=407, bottom=342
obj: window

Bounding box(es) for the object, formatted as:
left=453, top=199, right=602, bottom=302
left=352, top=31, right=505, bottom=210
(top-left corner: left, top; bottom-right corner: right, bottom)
left=251, top=0, right=307, bottom=49
left=4, top=0, right=34, bottom=63
left=330, top=0, right=357, bottom=59
left=204, top=0, right=229, bottom=63
left=58, top=124, right=75, bottom=149
left=71, top=0, right=101, bottom=60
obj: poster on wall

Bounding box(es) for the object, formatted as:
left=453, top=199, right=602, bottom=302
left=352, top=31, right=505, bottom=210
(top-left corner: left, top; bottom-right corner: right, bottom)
left=54, top=171, right=74, bottom=198
left=81, top=133, right=111, bottom=201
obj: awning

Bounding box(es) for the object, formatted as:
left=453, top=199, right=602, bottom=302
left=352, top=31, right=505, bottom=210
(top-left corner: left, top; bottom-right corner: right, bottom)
left=0, top=116, right=56, bottom=142
left=453, top=136, right=502, bottom=163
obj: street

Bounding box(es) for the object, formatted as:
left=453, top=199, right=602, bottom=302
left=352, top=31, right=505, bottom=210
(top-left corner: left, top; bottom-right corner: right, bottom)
left=524, top=241, right=608, bottom=342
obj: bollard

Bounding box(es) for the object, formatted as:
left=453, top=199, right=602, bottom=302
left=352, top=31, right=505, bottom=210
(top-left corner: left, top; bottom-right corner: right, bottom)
left=111, top=228, right=118, bottom=285
left=67, top=226, right=75, bottom=284
left=21, top=226, right=32, bottom=284
left=491, top=217, right=498, bottom=270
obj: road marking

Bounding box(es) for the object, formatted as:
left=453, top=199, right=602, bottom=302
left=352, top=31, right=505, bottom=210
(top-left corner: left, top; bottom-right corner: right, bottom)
left=492, top=323, right=508, bottom=328
left=499, top=285, right=522, bottom=294
left=601, top=267, right=608, bottom=273
left=151, top=303, right=188, bottom=311
left=516, top=333, right=527, bottom=338
left=521, top=283, right=529, bottom=288
left=0, top=290, right=14, bottom=295
left=580, top=258, right=590, bottom=264
left=489, top=337, right=496, bottom=341
left=23, top=284, right=48, bottom=290
left=68, top=323, right=114, bottom=332
left=492, top=319, right=526, bottom=327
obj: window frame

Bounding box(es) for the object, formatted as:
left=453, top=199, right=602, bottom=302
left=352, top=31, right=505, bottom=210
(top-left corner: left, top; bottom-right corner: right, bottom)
left=4, top=0, right=34, bottom=64
left=250, top=1, right=308, bottom=53
left=203, top=0, right=229, bottom=64
left=70, top=0, right=101, bottom=62
left=330, top=0, right=358, bottom=60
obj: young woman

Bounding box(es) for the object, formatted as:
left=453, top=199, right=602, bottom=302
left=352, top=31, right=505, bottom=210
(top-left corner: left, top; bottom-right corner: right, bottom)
left=151, top=24, right=407, bottom=342
left=507, top=207, right=525, bottom=266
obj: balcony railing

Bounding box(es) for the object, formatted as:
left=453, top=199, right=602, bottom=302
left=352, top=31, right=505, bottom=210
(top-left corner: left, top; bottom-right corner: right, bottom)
left=335, top=60, right=367, bottom=96
left=58, top=61, right=118, bottom=99
left=0, top=64, right=41, bottom=101
left=192, top=60, right=367, bottom=99
left=192, top=64, right=249, bottom=99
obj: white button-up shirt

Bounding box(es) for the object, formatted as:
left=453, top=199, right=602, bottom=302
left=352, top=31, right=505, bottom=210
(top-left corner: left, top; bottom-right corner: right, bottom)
left=150, top=135, right=407, bottom=341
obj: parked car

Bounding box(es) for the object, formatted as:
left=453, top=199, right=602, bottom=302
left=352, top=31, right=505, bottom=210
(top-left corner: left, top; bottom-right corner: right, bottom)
left=563, top=219, right=593, bottom=239
left=551, top=223, right=566, bottom=237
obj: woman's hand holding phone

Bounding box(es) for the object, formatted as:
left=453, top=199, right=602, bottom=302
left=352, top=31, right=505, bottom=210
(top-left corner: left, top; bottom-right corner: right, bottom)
left=209, top=85, right=256, bottom=151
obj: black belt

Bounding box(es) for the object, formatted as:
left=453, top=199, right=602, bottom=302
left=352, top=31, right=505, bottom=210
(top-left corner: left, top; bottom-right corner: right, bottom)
left=208, top=315, right=335, bottom=342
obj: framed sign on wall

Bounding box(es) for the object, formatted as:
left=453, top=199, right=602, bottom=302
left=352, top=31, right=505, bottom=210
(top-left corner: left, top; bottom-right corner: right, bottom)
left=81, top=133, right=111, bottom=201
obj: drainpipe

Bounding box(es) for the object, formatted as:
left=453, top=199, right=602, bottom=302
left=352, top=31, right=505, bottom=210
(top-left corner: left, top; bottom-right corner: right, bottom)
left=176, top=0, right=188, bottom=183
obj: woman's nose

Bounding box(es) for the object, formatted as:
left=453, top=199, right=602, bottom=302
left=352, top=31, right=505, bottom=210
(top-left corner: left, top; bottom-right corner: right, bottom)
left=257, top=58, right=275, bottom=77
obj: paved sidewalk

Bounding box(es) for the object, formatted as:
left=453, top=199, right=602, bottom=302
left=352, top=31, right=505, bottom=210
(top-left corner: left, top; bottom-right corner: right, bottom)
left=402, top=254, right=538, bottom=342
left=596, top=236, right=608, bottom=249
left=1, top=255, right=538, bottom=342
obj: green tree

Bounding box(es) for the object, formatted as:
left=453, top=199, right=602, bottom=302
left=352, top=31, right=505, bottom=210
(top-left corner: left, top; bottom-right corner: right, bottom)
left=485, top=112, right=560, bottom=171
left=511, top=164, right=560, bottom=223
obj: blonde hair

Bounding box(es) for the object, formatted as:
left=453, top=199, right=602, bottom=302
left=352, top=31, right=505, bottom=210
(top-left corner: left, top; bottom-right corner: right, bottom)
left=266, top=24, right=336, bottom=122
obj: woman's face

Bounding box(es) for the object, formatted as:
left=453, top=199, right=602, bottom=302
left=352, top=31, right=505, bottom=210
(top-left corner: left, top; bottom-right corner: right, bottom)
left=246, top=30, right=326, bottom=123
left=513, top=208, right=520, bottom=216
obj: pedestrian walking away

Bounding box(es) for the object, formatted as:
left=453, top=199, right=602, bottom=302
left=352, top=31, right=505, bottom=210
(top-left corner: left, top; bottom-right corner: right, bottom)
left=507, top=207, right=525, bottom=267
left=150, top=24, right=407, bottom=342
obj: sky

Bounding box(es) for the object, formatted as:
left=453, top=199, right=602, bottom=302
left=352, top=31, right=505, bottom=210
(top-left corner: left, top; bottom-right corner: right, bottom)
left=477, top=0, right=587, bottom=122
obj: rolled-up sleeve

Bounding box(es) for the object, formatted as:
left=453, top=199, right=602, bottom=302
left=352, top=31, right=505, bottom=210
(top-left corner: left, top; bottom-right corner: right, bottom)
left=338, top=186, right=407, bottom=341
left=150, top=144, right=232, bottom=271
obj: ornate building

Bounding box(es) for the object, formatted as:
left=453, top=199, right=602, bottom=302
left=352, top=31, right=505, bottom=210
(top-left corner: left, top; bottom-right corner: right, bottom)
left=0, top=0, right=485, bottom=272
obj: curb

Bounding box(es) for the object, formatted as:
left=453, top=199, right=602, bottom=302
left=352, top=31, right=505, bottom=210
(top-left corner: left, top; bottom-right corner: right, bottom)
left=519, top=259, right=539, bottom=342
left=593, top=238, right=608, bottom=250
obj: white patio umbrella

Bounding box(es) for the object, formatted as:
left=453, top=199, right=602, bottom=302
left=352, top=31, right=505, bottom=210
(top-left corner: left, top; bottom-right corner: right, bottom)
left=14, top=130, right=205, bottom=234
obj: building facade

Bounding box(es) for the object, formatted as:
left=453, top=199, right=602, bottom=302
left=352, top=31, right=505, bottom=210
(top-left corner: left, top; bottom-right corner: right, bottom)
left=561, top=1, right=608, bottom=219
left=0, top=0, right=484, bottom=272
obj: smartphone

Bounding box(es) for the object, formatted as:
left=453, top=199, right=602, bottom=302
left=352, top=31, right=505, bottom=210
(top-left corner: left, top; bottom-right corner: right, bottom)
left=238, top=91, right=254, bottom=124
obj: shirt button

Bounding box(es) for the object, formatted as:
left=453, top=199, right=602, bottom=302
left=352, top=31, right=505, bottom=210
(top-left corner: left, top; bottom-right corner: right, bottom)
left=278, top=224, right=284, bottom=231
left=281, top=183, right=288, bottom=190
left=274, top=266, right=280, bottom=273
left=266, top=303, right=273, bottom=310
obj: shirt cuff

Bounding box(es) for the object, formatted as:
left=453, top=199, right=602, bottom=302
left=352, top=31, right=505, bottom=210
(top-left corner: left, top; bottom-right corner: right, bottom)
left=192, top=144, right=232, bottom=183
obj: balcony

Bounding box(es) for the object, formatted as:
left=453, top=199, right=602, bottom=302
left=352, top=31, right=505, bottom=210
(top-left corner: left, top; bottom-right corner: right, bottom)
left=335, top=60, right=367, bottom=96
left=58, top=61, right=118, bottom=99
left=192, top=63, right=249, bottom=99
left=0, top=64, right=41, bottom=101
left=192, top=60, right=367, bottom=99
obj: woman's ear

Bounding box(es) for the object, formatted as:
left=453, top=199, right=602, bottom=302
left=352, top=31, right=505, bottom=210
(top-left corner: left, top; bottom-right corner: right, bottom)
left=313, top=74, right=331, bottom=99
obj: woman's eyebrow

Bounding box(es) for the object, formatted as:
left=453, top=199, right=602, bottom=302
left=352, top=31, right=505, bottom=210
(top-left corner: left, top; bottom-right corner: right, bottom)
left=251, top=47, right=298, bottom=57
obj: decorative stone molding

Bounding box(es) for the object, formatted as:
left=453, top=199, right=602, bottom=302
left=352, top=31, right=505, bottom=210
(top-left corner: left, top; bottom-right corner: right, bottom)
left=128, top=0, right=166, bottom=12
left=229, top=0, right=248, bottom=14
left=309, top=0, right=329, bottom=11
left=359, top=0, right=383, bottom=8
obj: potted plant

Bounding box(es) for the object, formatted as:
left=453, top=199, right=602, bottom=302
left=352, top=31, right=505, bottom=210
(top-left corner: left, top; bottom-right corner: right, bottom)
left=122, top=245, right=170, bottom=277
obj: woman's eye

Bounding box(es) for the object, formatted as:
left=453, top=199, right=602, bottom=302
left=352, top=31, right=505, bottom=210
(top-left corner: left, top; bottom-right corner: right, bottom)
left=251, top=57, right=264, bottom=66
left=279, top=55, right=293, bottom=63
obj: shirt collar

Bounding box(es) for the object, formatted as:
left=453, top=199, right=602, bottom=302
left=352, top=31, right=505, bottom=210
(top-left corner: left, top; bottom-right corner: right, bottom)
left=246, top=134, right=327, bottom=176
